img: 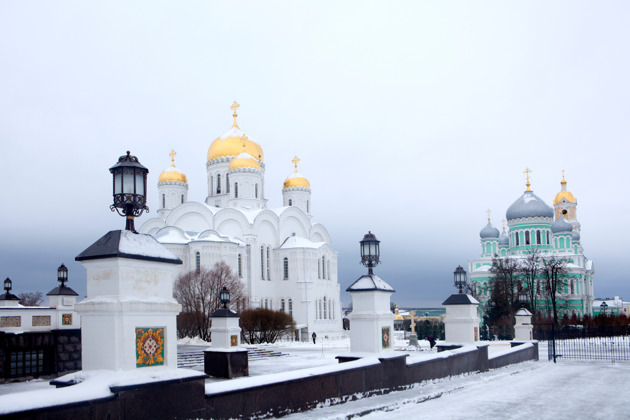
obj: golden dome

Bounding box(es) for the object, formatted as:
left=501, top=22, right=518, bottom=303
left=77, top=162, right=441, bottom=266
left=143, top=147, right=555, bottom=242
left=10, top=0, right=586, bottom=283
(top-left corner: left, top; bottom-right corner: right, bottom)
left=553, top=171, right=577, bottom=204
left=158, top=150, right=187, bottom=184
left=229, top=152, right=261, bottom=171
left=207, top=102, right=264, bottom=162
left=283, top=156, right=311, bottom=190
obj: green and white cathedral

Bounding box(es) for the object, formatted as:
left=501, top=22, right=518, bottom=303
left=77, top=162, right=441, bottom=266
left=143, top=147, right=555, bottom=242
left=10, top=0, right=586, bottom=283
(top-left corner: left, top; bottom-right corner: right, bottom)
left=469, top=172, right=595, bottom=318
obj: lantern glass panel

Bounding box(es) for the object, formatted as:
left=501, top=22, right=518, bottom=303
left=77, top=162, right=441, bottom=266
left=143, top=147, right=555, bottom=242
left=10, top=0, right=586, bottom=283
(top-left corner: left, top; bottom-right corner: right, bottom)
left=135, top=172, right=145, bottom=196
left=123, top=170, right=134, bottom=194
left=114, top=172, right=122, bottom=195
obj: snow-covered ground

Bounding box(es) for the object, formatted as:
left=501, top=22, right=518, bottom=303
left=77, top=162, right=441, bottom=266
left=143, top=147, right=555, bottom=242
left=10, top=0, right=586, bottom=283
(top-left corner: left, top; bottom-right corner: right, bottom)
left=0, top=338, right=627, bottom=419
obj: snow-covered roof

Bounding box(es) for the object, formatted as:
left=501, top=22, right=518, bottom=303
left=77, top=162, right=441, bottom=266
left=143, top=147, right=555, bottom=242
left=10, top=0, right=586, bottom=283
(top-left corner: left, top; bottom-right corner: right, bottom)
left=280, top=236, right=325, bottom=249
left=76, top=230, right=182, bottom=264
left=346, top=274, right=395, bottom=292
left=154, top=227, right=245, bottom=246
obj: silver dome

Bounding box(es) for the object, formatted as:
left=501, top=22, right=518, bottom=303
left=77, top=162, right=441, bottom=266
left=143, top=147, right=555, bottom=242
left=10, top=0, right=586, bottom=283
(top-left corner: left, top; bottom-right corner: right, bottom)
left=480, top=221, right=500, bottom=239
left=506, top=191, right=554, bottom=221
left=551, top=217, right=573, bottom=234
left=572, top=230, right=580, bottom=241
left=499, top=230, right=509, bottom=246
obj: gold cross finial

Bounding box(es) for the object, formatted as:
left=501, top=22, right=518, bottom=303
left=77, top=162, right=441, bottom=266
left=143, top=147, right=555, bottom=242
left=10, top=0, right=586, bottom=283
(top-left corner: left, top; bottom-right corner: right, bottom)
left=502, top=218, right=506, bottom=230
left=561, top=169, right=567, bottom=184
left=231, top=101, right=240, bottom=127
left=292, top=156, right=300, bottom=172
left=169, top=149, right=176, bottom=167
left=523, top=167, right=532, bottom=191
left=486, top=209, right=492, bottom=221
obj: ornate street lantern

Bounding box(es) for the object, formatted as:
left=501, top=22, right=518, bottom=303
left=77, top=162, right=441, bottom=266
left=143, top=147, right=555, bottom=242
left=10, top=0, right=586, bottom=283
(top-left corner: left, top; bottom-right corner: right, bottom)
left=518, top=289, right=528, bottom=307
left=360, top=231, right=380, bottom=275
left=600, top=301, right=608, bottom=315
left=453, top=265, right=467, bottom=294
left=4, top=277, right=12, bottom=293
left=57, top=263, right=68, bottom=288
left=109, top=151, right=149, bottom=232
left=220, top=286, right=230, bottom=309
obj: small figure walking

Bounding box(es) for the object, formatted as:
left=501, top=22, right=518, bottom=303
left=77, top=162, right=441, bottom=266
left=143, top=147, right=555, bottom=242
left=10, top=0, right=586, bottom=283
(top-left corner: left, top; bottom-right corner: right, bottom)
left=312, top=332, right=317, bottom=344
left=427, top=335, right=436, bottom=349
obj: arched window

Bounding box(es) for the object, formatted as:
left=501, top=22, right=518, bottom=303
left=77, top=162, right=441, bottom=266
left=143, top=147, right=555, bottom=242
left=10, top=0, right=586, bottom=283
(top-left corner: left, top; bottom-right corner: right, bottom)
left=266, top=247, right=271, bottom=280
left=216, top=174, right=221, bottom=194
left=322, top=256, right=326, bottom=279
left=255, top=184, right=258, bottom=198
left=307, top=200, right=310, bottom=213
left=234, top=182, right=239, bottom=198
left=288, top=199, right=293, bottom=206
left=283, top=257, right=289, bottom=280
left=281, top=299, right=286, bottom=312
left=288, top=299, right=293, bottom=317
left=265, top=299, right=268, bottom=309
left=525, top=231, right=530, bottom=245
left=515, top=232, right=520, bottom=246
left=547, top=231, right=550, bottom=244
left=260, top=246, right=265, bottom=280
left=162, top=194, right=165, bottom=209
left=536, top=230, right=541, bottom=244
left=226, top=174, right=230, bottom=193
left=195, top=252, right=200, bottom=272
left=559, top=237, right=565, bottom=248
left=238, top=254, right=242, bottom=278
left=181, top=194, right=184, bottom=204
left=323, top=297, right=327, bottom=319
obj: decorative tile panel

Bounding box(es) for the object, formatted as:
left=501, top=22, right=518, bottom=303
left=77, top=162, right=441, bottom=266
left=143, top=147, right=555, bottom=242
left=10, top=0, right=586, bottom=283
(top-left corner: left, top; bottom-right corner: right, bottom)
left=381, top=327, right=390, bottom=349
left=136, top=327, right=165, bottom=367
left=1, top=316, right=21, bottom=328
left=32, top=316, right=51, bottom=327
left=62, top=314, right=72, bottom=326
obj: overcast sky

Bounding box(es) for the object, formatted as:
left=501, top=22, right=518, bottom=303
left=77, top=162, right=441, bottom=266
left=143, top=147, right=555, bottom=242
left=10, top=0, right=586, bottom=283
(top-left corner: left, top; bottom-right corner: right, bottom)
left=1, top=1, right=628, bottom=307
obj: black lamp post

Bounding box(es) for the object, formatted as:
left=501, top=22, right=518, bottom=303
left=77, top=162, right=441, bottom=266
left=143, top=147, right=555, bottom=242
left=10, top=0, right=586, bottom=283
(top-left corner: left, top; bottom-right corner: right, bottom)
left=109, top=151, right=149, bottom=232
left=360, top=231, right=380, bottom=275
left=518, top=289, right=528, bottom=308
left=57, top=263, right=68, bottom=288
left=453, top=265, right=467, bottom=294
left=220, top=287, right=230, bottom=309
left=600, top=301, right=608, bottom=315
left=4, top=278, right=12, bottom=294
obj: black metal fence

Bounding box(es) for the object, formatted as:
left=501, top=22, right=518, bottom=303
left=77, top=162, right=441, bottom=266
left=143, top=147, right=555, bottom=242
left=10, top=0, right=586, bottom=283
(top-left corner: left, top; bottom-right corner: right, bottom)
left=536, top=326, right=630, bottom=362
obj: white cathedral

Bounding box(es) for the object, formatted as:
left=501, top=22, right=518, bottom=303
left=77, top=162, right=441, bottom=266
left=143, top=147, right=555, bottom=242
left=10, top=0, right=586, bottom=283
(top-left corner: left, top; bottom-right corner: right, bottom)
left=139, top=102, right=343, bottom=340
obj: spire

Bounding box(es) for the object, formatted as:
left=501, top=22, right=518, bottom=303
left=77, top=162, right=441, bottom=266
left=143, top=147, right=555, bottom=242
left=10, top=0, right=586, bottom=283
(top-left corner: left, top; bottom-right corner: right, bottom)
left=169, top=149, right=176, bottom=167
left=292, top=156, right=300, bottom=173
left=231, top=101, right=240, bottom=128
left=523, top=167, right=532, bottom=192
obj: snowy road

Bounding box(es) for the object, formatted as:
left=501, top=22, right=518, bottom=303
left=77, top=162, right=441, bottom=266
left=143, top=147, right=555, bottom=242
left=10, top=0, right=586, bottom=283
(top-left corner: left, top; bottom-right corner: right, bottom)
left=286, top=360, right=630, bottom=420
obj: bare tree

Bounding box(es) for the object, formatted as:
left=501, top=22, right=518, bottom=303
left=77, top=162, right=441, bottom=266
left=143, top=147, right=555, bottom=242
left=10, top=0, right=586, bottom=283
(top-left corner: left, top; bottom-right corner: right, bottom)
left=18, top=291, right=44, bottom=306
left=173, top=262, right=246, bottom=341
left=519, top=248, right=542, bottom=312
left=541, top=256, right=569, bottom=325
left=487, top=256, right=522, bottom=339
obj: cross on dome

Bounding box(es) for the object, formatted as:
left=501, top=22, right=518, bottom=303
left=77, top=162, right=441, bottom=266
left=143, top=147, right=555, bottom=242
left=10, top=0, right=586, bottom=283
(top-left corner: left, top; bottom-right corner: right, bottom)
left=231, top=101, right=240, bottom=127
left=561, top=169, right=567, bottom=185
left=292, top=156, right=300, bottom=172
left=486, top=209, right=492, bottom=221
left=169, top=149, right=176, bottom=167
left=523, top=167, right=532, bottom=191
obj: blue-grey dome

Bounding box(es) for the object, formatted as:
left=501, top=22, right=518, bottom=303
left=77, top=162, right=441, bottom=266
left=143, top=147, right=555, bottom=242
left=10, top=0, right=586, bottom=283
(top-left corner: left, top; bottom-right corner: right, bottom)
left=480, top=221, right=500, bottom=239
left=499, top=229, right=509, bottom=246
left=506, top=191, right=554, bottom=221
left=572, top=230, right=580, bottom=241
left=551, top=217, right=573, bottom=234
